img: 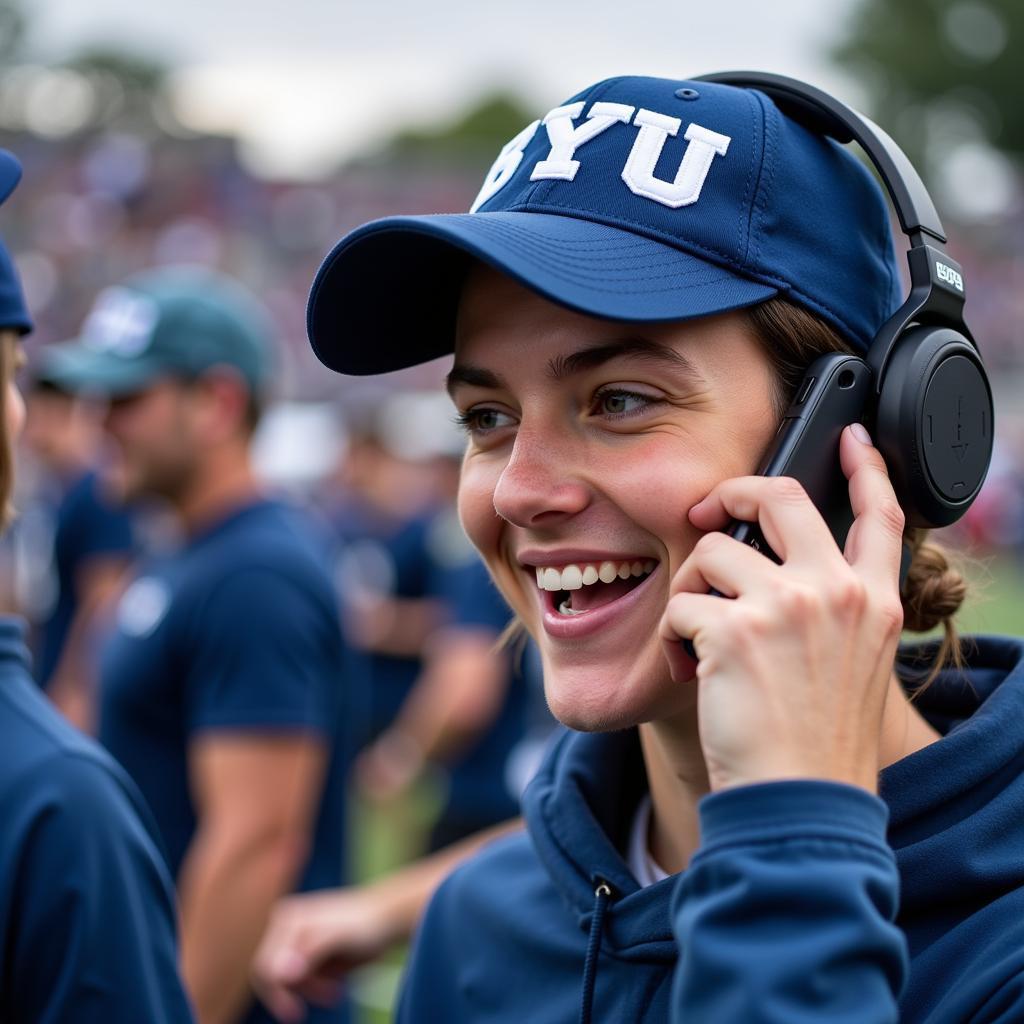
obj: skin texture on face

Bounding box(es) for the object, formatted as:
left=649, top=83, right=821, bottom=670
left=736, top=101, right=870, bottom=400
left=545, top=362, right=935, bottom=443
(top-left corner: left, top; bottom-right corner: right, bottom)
left=103, top=377, right=201, bottom=504
left=452, top=268, right=779, bottom=732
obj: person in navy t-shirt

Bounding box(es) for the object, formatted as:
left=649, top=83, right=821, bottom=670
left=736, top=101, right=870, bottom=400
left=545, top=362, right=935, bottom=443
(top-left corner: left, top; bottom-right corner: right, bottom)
left=46, top=266, right=356, bottom=1024
left=0, top=152, right=193, bottom=1022
left=18, top=372, right=134, bottom=729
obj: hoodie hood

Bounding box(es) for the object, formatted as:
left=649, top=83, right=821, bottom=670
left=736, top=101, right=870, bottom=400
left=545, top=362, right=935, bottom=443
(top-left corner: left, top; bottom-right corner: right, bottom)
left=882, top=636, right=1024, bottom=929
left=523, top=635, right=1024, bottom=963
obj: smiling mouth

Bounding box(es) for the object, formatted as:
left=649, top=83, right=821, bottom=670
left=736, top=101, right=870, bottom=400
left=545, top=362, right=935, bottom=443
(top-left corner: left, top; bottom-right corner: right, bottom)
left=534, top=559, right=657, bottom=616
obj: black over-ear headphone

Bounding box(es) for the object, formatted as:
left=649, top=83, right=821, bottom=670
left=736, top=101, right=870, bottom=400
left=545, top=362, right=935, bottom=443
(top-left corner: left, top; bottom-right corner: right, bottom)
left=696, top=71, right=993, bottom=530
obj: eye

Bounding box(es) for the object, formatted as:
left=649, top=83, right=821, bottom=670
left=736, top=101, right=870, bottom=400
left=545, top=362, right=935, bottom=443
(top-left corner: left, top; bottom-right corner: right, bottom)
left=592, top=387, right=660, bottom=418
left=454, top=407, right=516, bottom=435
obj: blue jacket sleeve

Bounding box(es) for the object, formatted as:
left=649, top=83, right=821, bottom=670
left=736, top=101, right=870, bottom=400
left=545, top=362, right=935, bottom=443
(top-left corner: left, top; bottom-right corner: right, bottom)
left=6, top=752, right=195, bottom=1023
left=671, top=780, right=907, bottom=1023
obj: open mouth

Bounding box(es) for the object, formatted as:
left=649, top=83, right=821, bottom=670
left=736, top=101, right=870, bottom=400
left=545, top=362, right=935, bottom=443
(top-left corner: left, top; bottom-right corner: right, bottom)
left=534, top=559, right=657, bottom=616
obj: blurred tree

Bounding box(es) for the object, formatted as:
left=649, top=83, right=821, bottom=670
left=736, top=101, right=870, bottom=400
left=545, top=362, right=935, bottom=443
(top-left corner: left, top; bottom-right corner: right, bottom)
left=833, top=0, right=1024, bottom=169
left=378, top=92, right=536, bottom=170
left=0, top=0, right=26, bottom=61
left=63, top=46, right=170, bottom=130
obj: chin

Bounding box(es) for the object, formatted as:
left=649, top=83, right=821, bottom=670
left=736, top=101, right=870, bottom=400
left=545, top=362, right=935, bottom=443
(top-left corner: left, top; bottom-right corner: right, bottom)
left=541, top=646, right=695, bottom=733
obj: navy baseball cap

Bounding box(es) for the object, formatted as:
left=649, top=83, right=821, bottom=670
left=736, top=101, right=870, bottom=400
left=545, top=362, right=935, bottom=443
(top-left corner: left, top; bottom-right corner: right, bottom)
left=308, top=75, right=902, bottom=376
left=41, top=266, right=272, bottom=397
left=0, top=149, right=33, bottom=336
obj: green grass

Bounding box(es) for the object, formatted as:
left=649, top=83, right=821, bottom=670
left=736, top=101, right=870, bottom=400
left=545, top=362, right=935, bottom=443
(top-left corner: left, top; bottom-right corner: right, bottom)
left=349, top=775, right=445, bottom=1024
left=951, top=554, right=1024, bottom=637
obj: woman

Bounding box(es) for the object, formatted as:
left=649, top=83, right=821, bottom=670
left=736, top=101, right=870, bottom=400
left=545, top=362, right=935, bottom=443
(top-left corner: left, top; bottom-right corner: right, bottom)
left=301, top=76, right=1024, bottom=1021
left=0, top=150, right=194, bottom=1022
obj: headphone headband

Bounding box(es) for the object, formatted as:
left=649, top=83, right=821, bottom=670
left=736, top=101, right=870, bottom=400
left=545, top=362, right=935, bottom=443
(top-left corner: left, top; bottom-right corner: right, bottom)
left=694, top=71, right=946, bottom=247
left=695, top=70, right=977, bottom=388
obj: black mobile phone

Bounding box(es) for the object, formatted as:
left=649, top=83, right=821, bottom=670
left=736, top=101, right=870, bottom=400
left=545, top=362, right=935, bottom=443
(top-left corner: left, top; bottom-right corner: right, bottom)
left=682, top=352, right=873, bottom=658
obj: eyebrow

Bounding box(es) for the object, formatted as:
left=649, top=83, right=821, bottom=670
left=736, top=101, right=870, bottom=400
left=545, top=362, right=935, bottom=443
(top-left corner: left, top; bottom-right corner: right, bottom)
left=446, top=336, right=706, bottom=396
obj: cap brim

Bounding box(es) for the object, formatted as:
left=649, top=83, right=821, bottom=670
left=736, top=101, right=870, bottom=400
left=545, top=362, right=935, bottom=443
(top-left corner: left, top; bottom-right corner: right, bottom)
left=308, top=211, right=778, bottom=375
left=37, top=343, right=166, bottom=398
left=0, top=151, right=22, bottom=206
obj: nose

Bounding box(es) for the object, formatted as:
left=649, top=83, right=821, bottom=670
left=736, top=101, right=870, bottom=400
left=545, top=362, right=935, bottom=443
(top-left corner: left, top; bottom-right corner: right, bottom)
left=492, top=428, right=590, bottom=528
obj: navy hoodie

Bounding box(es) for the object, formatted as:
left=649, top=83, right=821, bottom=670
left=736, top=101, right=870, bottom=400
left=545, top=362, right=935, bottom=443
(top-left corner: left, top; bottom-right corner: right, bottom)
left=399, top=636, right=1024, bottom=1022
left=0, top=616, right=194, bottom=1022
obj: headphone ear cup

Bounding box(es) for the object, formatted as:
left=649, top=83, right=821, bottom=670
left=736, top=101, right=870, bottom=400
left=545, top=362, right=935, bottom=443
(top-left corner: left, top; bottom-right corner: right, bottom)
left=873, top=325, right=993, bottom=529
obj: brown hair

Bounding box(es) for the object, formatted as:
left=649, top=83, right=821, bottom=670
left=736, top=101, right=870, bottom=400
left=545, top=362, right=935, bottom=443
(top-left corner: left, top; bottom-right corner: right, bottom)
left=0, top=332, right=18, bottom=531
left=744, top=297, right=966, bottom=680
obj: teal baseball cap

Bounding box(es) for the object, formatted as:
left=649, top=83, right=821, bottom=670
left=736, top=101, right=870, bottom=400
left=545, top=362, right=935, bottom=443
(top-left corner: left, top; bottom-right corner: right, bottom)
left=41, top=266, right=273, bottom=397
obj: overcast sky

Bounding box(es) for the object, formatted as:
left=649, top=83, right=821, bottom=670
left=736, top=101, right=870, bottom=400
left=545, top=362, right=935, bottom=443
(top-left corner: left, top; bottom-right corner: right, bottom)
left=29, top=0, right=863, bottom=177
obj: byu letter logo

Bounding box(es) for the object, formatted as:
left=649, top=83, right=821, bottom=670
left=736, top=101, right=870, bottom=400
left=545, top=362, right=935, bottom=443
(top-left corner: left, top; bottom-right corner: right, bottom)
left=471, top=102, right=732, bottom=213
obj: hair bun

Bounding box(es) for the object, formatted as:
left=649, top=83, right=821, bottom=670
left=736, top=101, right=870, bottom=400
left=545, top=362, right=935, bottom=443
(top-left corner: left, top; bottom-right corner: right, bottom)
left=902, top=538, right=967, bottom=634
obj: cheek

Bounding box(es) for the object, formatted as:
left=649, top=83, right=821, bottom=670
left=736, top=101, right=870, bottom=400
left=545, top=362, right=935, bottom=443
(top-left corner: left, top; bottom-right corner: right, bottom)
left=6, top=383, right=25, bottom=440
left=457, top=458, right=501, bottom=554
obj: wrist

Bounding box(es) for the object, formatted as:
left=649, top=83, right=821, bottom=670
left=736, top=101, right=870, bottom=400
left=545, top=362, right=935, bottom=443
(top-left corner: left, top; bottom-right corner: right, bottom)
left=376, top=728, right=425, bottom=777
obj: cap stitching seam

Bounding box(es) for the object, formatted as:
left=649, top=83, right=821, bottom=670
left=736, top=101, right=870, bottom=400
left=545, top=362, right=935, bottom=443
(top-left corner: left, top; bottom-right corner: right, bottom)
left=747, top=91, right=776, bottom=273
left=508, top=203, right=790, bottom=288
left=736, top=89, right=762, bottom=268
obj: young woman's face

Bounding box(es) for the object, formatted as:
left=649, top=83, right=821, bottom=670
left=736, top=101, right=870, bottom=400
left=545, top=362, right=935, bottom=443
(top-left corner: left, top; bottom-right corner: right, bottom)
left=452, top=268, right=779, bottom=731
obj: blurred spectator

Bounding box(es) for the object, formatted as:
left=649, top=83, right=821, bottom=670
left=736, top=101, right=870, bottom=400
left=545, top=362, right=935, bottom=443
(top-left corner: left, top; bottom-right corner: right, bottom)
left=17, top=369, right=134, bottom=729
left=45, top=266, right=358, bottom=1024
left=319, top=397, right=447, bottom=749
left=359, top=538, right=535, bottom=849
left=352, top=394, right=543, bottom=848
left=0, top=154, right=194, bottom=1023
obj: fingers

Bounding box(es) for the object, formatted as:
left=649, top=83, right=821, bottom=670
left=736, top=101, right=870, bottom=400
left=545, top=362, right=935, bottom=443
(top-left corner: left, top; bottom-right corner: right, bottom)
left=673, top=530, right=779, bottom=599
left=689, top=474, right=837, bottom=567
left=839, top=425, right=905, bottom=588
left=660, top=590, right=729, bottom=652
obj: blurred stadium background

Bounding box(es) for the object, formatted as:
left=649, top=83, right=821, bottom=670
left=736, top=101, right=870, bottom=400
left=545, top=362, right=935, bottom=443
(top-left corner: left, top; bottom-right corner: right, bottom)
left=2, top=0, right=1023, bottom=1018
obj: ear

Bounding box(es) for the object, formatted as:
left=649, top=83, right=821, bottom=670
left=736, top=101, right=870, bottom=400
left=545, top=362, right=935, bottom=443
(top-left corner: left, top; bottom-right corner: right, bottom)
left=192, top=366, right=251, bottom=443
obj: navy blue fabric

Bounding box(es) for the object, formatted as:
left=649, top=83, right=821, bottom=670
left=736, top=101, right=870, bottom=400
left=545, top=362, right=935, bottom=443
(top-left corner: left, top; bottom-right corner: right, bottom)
left=0, top=150, right=33, bottom=334
left=0, top=150, right=19, bottom=204
left=308, top=75, right=901, bottom=375
left=0, top=616, right=194, bottom=1022
left=35, top=469, right=134, bottom=688
left=0, top=238, right=32, bottom=335
left=98, top=499, right=357, bottom=1024
left=399, top=636, right=1024, bottom=1022
left=428, top=557, right=527, bottom=846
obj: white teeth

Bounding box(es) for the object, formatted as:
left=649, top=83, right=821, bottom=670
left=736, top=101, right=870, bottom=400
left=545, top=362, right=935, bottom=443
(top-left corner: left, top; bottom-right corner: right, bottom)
left=535, top=559, right=658, bottom=592
left=541, top=568, right=561, bottom=591
left=561, top=566, right=584, bottom=590
left=558, top=599, right=585, bottom=616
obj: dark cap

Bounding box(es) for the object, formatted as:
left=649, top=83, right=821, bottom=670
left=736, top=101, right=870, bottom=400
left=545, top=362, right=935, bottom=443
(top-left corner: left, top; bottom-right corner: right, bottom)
left=41, top=266, right=273, bottom=397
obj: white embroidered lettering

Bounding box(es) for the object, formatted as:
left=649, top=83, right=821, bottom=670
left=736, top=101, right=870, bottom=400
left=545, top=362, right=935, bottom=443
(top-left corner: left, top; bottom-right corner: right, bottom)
left=530, top=101, right=635, bottom=182
left=470, top=120, right=542, bottom=213
left=622, top=112, right=731, bottom=209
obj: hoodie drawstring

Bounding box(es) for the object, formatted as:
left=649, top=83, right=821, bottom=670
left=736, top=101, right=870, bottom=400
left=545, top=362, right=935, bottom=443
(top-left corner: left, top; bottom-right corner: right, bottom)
left=579, top=881, right=612, bottom=1024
